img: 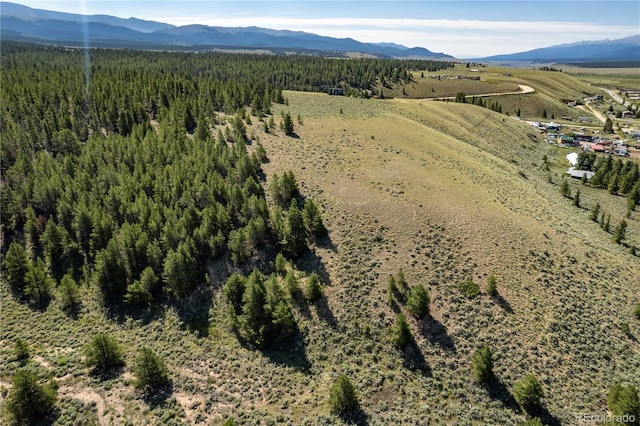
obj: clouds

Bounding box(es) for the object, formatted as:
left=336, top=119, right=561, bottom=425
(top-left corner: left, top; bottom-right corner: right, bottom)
left=13, top=1, right=640, bottom=57
left=156, top=15, right=639, bottom=57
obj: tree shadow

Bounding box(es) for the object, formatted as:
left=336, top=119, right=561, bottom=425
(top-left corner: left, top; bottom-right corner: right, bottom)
left=314, top=230, right=337, bottom=252
left=487, top=378, right=520, bottom=411
left=313, top=296, right=337, bottom=328
left=527, top=405, right=561, bottom=426
left=337, top=406, right=370, bottom=426
left=88, top=365, right=125, bottom=382
left=262, top=332, right=312, bottom=374
left=26, top=295, right=52, bottom=312
left=295, top=247, right=332, bottom=289
left=143, top=382, right=175, bottom=407
left=492, top=293, right=514, bottom=314
left=400, top=340, right=431, bottom=376
left=418, top=315, right=456, bottom=353
left=170, top=285, right=214, bottom=338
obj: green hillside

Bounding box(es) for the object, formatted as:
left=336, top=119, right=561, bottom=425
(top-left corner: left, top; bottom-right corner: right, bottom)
left=1, top=44, right=639, bottom=425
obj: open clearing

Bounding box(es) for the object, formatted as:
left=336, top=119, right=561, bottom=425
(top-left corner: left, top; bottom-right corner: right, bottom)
left=2, top=82, right=639, bottom=425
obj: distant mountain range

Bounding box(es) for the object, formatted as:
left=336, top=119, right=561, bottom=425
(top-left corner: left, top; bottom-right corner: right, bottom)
left=0, top=2, right=452, bottom=59
left=1, top=2, right=638, bottom=63
left=477, top=35, right=640, bottom=63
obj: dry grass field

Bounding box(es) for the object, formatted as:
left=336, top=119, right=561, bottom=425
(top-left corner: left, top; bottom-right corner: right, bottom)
left=1, top=72, right=639, bottom=425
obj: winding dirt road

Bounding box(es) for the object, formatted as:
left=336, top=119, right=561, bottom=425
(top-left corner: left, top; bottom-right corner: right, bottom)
left=422, top=84, right=535, bottom=101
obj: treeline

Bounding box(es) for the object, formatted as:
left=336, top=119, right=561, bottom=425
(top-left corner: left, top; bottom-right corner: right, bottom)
left=1, top=42, right=453, bottom=173
left=577, top=152, right=640, bottom=209
left=453, top=92, right=503, bottom=113
left=0, top=42, right=339, bottom=309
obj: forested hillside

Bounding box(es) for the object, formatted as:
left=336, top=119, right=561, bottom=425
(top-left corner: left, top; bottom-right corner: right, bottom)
left=0, top=42, right=455, bottom=424
left=0, top=43, right=451, bottom=292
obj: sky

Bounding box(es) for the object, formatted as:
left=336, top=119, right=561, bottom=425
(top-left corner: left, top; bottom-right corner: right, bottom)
left=8, top=1, right=640, bottom=57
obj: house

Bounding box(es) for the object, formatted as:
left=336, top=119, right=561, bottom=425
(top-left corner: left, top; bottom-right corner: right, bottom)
left=566, top=167, right=595, bottom=180
left=328, top=88, right=345, bottom=96
left=557, top=135, right=575, bottom=146
left=621, top=110, right=635, bottom=119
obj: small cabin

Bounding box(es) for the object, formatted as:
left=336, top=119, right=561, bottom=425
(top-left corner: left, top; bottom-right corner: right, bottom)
left=328, top=88, right=345, bottom=96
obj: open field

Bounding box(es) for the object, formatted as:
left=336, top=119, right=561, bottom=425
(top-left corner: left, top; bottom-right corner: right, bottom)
left=3, top=79, right=639, bottom=425
left=562, top=66, right=640, bottom=91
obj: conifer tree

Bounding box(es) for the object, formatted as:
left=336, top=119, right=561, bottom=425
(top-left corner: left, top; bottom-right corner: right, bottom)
left=329, top=375, right=359, bottom=414
left=133, top=346, right=169, bottom=390
left=6, top=369, right=57, bottom=424
left=472, top=345, right=494, bottom=384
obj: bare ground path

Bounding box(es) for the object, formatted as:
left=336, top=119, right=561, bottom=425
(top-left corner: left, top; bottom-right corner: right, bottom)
left=421, top=84, right=535, bottom=101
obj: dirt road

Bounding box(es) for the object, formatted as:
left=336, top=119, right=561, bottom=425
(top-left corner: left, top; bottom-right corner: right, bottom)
left=423, top=84, right=535, bottom=101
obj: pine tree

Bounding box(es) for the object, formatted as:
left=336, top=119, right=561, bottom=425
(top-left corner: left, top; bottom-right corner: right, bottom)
left=304, top=272, right=323, bottom=302
left=58, top=273, right=81, bottom=312
left=472, top=345, right=494, bottom=384
left=240, top=269, right=268, bottom=346
left=133, top=346, right=169, bottom=390
left=391, top=313, right=412, bottom=348
left=486, top=274, right=498, bottom=296
left=6, top=369, right=57, bottom=424
left=2, top=241, right=29, bottom=292
left=24, top=258, right=54, bottom=303
left=513, top=374, right=544, bottom=413
left=560, top=179, right=571, bottom=198
left=590, top=203, right=601, bottom=222
left=607, top=383, right=639, bottom=421
left=329, top=375, right=359, bottom=414
left=281, top=200, right=307, bottom=258
left=302, top=199, right=326, bottom=237
left=613, top=220, right=628, bottom=244
left=14, top=338, right=30, bottom=362
left=85, top=334, right=124, bottom=373
left=406, top=285, right=430, bottom=318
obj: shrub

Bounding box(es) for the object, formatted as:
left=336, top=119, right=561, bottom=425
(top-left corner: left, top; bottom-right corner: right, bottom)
left=607, top=382, right=639, bottom=421
left=513, top=374, right=544, bottom=413
left=133, top=347, right=169, bottom=390
left=621, top=323, right=631, bottom=336
left=304, top=272, right=323, bottom=302
left=14, top=338, right=29, bottom=362
left=6, top=369, right=57, bottom=424
left=560, top=179, right=571, bottom=198
left=486, top=274, right=497, bottom=296
left=391, top=313, right=412, bottom=348
left=458, top=279, right=480, bottom=299
left=521, top=418, right=544, bottom=426
left=406, top=285, right=430, bottom=318
left=85, top=334, right=124, bottom=373
left=329, top=375, right=358, bottom=414
left=472, top=345, right=494, bottom=384
left=635, top=303, right=640, bottom=320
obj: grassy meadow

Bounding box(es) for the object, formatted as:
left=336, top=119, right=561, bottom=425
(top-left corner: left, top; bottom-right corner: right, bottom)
left=2, top=67, right=640, bottom=425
